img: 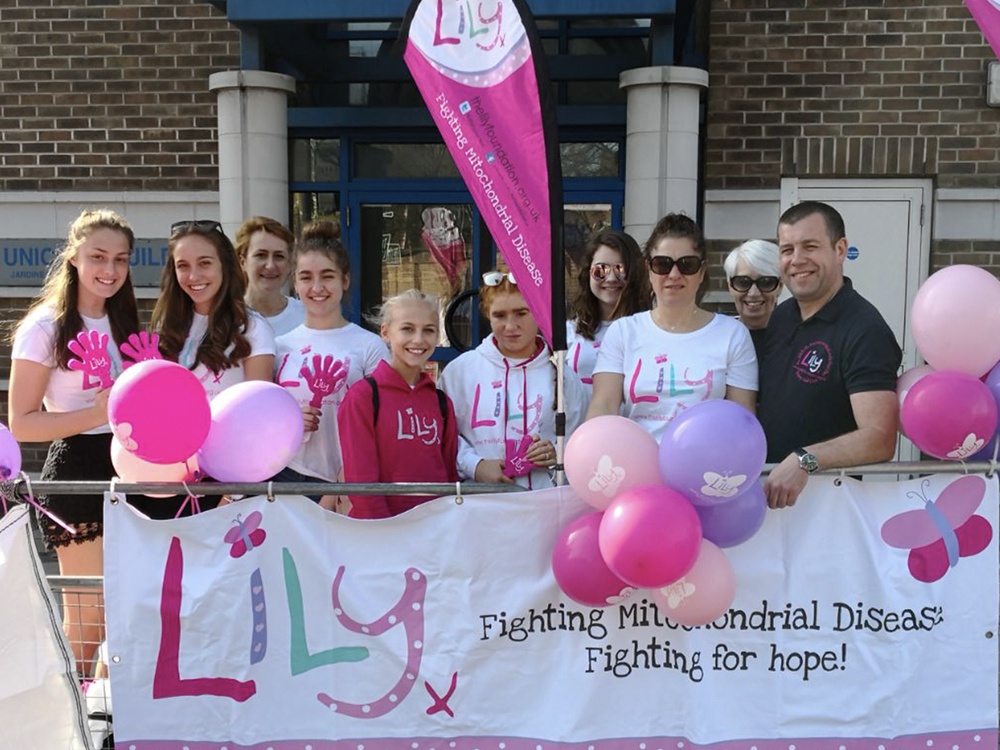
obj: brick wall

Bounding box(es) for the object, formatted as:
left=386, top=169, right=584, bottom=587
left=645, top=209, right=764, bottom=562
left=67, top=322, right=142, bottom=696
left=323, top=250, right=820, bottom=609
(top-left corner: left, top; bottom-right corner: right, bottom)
left=0, top=0, right=240, bottom=192
left=706, top=1, right=1000, bottom=191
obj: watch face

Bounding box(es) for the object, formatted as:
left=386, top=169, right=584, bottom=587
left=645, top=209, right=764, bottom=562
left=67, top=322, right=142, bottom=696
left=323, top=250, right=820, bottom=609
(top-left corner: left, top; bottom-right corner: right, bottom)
left=799, top=452, right=819, bottom=473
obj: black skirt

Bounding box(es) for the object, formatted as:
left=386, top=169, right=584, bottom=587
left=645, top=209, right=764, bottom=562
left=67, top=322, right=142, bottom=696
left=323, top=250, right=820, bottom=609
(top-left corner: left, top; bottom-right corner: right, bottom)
left=38, top=432, right=219, bottom=548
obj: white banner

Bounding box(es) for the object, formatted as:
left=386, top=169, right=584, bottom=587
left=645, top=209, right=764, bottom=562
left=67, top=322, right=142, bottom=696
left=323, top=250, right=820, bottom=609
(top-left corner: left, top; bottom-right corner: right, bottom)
left=104, top=476, right=999, bottom=750
left=0, top=505, right=93, bottom=750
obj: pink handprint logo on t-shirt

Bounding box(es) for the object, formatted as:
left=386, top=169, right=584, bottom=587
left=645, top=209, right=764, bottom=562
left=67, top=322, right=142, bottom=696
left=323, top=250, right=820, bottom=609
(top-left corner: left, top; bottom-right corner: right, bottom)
left=299, top=355, right=348, bottom=408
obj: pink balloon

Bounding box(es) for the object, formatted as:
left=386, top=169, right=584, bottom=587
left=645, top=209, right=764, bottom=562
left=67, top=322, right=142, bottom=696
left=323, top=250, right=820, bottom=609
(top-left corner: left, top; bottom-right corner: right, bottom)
left=565, top=415, right=663, bottom=510
left=911, top=265, right=1000, bottom=376
left=198, top=381, right=304, bottom=482
left=110, top=436, right=200, bottom=498
left=900, top=370, right=998, bottom=460
left=651, top=540, right=735, bottom=627
left=0, top=423, right=22, bottom=480
left=552, top=512, right=635, bottom=608
left=598, top=484, right=702, bottom=589
left=108, top=359, right=211, bottom=464
left=896, top=364, right=934, bottom=409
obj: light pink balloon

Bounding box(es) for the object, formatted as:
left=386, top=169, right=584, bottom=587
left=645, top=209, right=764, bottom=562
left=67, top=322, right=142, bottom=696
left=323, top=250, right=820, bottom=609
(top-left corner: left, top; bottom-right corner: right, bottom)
left=895, top=364, right=934, bottom=410
left=598, top=484, right=702, bottom=589
left=110, top=436, right=200, bottom=498
left=552, top=512, right=634, bottom=608
left=107, top=359, right=211, bottom=464
left=911, top=265, right=1000, bottom=377
left=564, top=415, right=663, bottom=510
left=651, top=539, right=736, bottom=627
left=900, top=370, right=998, bottom=460
left=198, top=381, right=304, bottom=482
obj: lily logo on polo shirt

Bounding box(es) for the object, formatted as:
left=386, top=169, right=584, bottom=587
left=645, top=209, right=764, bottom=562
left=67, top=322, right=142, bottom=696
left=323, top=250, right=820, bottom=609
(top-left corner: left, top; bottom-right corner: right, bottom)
left=794, top=340, right=833, bottom=384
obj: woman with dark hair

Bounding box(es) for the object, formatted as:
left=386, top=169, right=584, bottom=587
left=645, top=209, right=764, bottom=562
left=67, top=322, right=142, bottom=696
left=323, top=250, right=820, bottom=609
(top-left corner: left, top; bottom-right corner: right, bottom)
left=9, top=208, right=140, bottom=675
left=152, top=220, right=274, bottom=399
left=566, top=228, right=651, bottom=395
left=234, top=215, right=303, bottom=336
left=586, top=213, right=757, bottom=441
left=438, top=270, right=587, bottom=489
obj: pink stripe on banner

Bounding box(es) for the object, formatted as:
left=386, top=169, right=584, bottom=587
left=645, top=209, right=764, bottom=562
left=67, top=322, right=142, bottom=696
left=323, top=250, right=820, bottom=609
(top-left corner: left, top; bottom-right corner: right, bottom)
left=113, top=728, right=998, bottom=750
left=966, top=0, right=1000, bottom=59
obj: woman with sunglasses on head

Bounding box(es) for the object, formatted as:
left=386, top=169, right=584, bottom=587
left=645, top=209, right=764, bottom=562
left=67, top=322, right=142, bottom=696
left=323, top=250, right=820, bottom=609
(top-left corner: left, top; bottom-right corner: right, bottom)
left=152, top=220, right=275, bottom=400
left=439, top=270, right=587, bottom=488
left=724, top=239, right=782, bottom=334
left=234, top=216, right=304, bottom=337
left=9, top=208, right=140, bottom=676
left=586, top=213, right=758, bottom=441
left=566, top=229, right=651, bottom=396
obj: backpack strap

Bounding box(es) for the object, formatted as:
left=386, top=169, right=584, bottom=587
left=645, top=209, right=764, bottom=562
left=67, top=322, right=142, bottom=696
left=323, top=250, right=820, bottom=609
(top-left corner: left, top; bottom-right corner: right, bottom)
left=365, top=376, right=379, bottom=424
left=436, top=388, right=448, bottom=431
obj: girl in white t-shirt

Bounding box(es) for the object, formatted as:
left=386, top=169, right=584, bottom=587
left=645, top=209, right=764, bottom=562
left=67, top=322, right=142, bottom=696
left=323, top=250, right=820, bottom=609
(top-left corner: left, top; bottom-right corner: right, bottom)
left=587, top=214, right=758, bottom=442
left=271, top=221, right=388, bottom=508
left=566, top=228, right=650, bottom=397
left=235, top=216, right=305, bottom=336
left=8, top=208, right=141, bottom=676
left=151, top=220, right=275, bottom=402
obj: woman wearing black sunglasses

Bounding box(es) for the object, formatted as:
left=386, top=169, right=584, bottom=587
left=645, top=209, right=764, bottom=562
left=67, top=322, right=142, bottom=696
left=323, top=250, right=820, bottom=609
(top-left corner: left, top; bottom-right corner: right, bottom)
left=723, top=239, right=783, bottom=332
left=566, top=229, right=651, bottom=396
left=586, top=214, right=758, bottom=440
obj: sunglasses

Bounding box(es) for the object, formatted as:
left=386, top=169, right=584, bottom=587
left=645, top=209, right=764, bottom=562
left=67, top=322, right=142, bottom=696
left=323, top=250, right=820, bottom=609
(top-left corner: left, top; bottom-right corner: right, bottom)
left=647, top=255, right=704, bottom=276
left=591, top=262, right=627, bottom=282
left=729, top=275, right=780, bottom=293
left=482, top=271, right=517, bottom=286
left=169, top=220, right=223, bottom=236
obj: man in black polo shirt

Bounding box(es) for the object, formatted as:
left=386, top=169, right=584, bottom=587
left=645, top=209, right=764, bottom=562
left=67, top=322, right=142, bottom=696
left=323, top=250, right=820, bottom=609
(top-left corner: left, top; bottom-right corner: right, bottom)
left=758, top=201, right=902, bottom=508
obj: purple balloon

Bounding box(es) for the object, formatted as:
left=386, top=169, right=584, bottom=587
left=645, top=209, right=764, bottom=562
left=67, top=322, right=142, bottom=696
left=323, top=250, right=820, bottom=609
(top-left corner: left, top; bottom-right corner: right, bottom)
left=198, top=381, right=304, bottom=482
left=0, top=423, right=22, bottom=480
left=659, top=400, right=767, bottom=506
left=696, top=481, right=767, bottom=548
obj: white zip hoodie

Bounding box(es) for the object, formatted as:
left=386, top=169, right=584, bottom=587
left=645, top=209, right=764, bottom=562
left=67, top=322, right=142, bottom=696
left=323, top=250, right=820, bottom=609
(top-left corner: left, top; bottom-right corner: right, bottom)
left=439, top=335, right=588, bottom=489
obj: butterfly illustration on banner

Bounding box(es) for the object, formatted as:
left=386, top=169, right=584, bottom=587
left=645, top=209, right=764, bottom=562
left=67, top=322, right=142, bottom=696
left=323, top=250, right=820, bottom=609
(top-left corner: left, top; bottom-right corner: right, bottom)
left=880, top=475, right=993, bottom=583
left=225, top=511, right=267, bottom=558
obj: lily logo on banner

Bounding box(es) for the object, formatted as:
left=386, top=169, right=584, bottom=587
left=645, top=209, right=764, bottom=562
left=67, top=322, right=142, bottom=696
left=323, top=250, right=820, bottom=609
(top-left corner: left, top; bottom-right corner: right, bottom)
left=880, top=476, right=994, bottom=583
left=151, top=521, right=431, bottom=718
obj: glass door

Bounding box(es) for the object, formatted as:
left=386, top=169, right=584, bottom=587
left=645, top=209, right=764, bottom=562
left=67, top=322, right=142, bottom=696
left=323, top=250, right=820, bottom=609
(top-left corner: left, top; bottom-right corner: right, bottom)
left=350, top=193, right=486, bottom=365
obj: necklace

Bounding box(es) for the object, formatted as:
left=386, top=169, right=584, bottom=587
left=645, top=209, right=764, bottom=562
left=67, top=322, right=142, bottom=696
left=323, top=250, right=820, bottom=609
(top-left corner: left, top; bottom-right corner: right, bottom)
left=653, top=306, right=702, bottom=333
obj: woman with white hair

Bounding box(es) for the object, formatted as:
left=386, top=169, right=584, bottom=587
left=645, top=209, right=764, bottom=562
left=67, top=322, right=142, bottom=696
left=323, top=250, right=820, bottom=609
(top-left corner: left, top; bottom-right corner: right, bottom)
left=723, top=239, right=782, bottom=332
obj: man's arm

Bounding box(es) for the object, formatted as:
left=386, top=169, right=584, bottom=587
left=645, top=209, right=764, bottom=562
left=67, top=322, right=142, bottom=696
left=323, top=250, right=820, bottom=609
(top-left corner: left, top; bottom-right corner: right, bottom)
left=764, top=389, right=898, bottom=509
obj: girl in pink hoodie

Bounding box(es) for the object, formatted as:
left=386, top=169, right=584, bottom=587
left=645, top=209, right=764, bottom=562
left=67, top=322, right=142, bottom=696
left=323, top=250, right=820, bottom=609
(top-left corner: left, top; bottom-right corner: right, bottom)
left=338, top=290, right=459, bottom=518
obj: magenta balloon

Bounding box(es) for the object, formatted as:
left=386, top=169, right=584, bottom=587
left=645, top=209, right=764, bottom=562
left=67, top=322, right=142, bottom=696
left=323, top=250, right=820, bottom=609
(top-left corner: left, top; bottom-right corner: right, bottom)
left=564, top=415, right=663, bottom=510
left=552, top=512, right=634, bottom=608
left=0, top=423, right=22, bottom=480
left=911, top=265, right=1000, bottom=376
left=107, top=359, right=211, bottom=464
left=659, top=400, right=767, bottom=506
left=651, top=540, right=736, bottom=627
left=896, top=364, right=934, bottom=410
left=198, top=381, right=304, bottom=482
left=598, top=484, right=702, bottom=589
left=900, top=370, right=998, bottom=460
left=696, top=481, right=767, bottom=548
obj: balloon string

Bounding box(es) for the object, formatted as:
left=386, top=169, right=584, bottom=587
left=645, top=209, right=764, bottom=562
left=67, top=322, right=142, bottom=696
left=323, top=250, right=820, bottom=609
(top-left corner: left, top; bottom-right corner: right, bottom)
left=174, top=481, right=202, bottom=519
left=17, top=472, right=76, bottom=536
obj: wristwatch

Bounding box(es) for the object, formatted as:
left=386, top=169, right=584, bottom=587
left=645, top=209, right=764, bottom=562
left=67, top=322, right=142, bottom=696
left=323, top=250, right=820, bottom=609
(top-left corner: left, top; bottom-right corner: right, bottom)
left=794, top=448, right=819, bottom=474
